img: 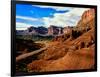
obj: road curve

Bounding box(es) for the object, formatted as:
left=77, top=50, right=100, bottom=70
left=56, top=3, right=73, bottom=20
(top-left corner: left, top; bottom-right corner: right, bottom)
left=16, top=44, right=48, bottom=62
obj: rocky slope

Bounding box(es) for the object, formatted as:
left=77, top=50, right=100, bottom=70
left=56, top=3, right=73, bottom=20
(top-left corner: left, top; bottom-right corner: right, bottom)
left=26, top=9, right=96, bottom=72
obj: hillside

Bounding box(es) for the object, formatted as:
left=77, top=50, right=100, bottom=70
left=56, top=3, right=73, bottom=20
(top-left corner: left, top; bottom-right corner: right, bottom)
left=17, top=9, right=96, bottom=73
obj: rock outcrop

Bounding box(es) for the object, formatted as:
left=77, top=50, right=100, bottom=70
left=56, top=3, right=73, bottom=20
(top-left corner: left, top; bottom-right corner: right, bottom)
left=48, top=25, right=63, bottom=35
left=77, top=9, right=95, bottom=29
left=26, top=9, right=96, bottom=72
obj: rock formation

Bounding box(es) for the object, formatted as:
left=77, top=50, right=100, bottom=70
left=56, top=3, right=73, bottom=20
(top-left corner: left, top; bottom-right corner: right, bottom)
left=77, top=9, right=95, bottom=29
left=19, top=9, right=96, bottom=72
left=48, top=25, right=63, bottom=35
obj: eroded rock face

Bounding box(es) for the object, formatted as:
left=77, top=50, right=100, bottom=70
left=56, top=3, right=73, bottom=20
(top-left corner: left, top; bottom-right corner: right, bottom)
left=26, top=9, right=96, bottom=72
left=82, top=9, right=95, bottom=22
left=77, top=9, right=95, bottom=28
left=48, top=25, right=63, bottom=35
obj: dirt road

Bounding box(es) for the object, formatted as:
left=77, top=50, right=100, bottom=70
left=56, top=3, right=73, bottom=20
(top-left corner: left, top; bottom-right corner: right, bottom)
left=16, top=42, right=48, bottom=62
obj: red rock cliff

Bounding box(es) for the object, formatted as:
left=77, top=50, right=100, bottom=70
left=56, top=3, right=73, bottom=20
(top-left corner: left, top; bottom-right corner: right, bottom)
left=77, top=9, right=95, bottom=28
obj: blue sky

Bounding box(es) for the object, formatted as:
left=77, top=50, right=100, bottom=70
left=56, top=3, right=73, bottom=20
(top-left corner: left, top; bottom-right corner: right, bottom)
left=16, top=4, right=89, bottom=30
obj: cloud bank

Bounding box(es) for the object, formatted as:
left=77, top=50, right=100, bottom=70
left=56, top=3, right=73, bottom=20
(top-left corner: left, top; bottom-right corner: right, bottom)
left=16, top=5, right=90, bottom=30
left=43, top=8, right=89, bottom=27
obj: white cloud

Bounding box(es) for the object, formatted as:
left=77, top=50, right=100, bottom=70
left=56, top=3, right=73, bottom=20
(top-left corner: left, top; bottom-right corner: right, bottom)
left=32, top=5, right=72, bottom=11
left=16, top=22, right=32, bottom=30
left=43, top=8, right=90, bottom=27
left=16, top=15, right=38, bottom=21
left=16, top=16, right=44, bottom=30
left=16, top=27, right=28, bottom=30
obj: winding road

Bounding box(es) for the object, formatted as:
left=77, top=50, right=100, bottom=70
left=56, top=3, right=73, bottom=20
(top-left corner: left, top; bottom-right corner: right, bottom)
left=16, top=41, right=49, bottom=62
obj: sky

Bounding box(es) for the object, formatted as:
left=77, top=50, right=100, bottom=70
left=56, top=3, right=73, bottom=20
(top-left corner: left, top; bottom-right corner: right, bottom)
left=16, top=4, right=90, bottom=30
